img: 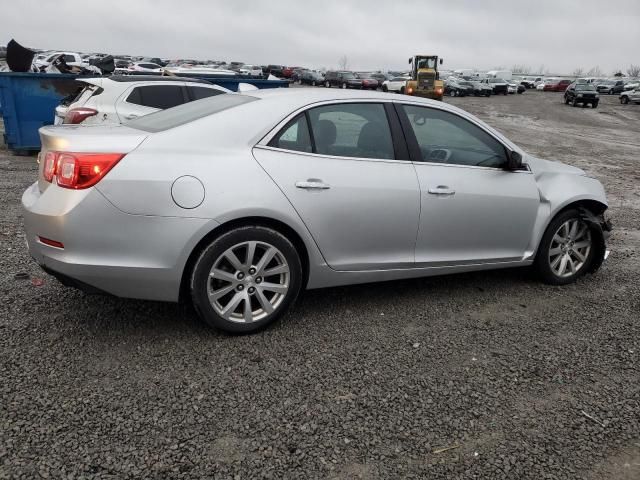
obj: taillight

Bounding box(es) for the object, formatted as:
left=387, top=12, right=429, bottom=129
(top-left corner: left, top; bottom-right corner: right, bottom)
left=42, top=152, right=124, bottom=189
left=43, top=151, right=58, bottom=182
left=63, top=107, right=98, bottom=124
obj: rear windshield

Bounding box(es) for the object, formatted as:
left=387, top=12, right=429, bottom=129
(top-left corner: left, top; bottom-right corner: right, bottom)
left=125, top=93, right=258, bottom=133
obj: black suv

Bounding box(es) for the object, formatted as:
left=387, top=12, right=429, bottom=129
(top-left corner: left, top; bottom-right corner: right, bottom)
left=564, top=82, right=599, bottom=108
left=324, top=71, right=363, bottom=89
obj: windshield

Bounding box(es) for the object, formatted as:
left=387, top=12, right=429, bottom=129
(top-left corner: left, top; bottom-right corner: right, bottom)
left=489, top=78, right=505, bottom=83
left=126, top=94, right=257, bottom=133
left=340, top=72, right=356, bottom=79
left=417, top=58, right=436, bottom=69
left=576, top=84, right=596, bottom=91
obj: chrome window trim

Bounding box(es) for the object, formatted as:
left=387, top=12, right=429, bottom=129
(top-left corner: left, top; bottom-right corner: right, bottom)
left=253, top=144, right=411, bottom=165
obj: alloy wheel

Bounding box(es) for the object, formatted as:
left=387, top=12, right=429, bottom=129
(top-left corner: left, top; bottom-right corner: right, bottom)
left=207, top=241, right=290, bottom=323
left=548, top=219, right=592, bottom=278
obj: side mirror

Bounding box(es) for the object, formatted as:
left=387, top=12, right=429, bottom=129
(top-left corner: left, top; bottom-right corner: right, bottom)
left=506, top=151, right=523, bottom=170
left=440, top=58, right=443, bottom=65
left=408, top=58, right=412, bottom=65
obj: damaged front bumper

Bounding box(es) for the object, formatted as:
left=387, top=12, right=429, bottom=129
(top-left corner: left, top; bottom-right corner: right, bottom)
left=580, top=208, right=613, bottom=272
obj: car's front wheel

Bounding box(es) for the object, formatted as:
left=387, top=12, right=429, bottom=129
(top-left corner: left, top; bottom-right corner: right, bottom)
left=621, top=96, right=629, bottom=104
left=534, top=209, right=595, bottom=285
left=190, top=226, right=303, bottom=333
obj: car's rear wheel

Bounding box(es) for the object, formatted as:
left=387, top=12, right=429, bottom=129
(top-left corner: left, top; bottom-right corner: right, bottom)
left=621, top=96, right=629, bottom=104
left=341, top=82, right=347, bottom=89
left=325, top=81, right=331, bottom=88
left=190, top=226, right=303, bottom=333
left=382, top=85, right=388, bottom=92
left=534, top=210, right=595, bottom=285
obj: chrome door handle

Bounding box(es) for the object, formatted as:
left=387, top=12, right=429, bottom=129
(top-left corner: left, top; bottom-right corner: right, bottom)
left=125, top=113, right=139, bottom=120
left=427, top=186, right=455, bottom=195
left=295, top=180, right=330, bottom=190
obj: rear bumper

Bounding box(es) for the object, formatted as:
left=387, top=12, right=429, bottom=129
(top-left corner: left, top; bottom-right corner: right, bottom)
left=22, top=182, right=213, bottom=302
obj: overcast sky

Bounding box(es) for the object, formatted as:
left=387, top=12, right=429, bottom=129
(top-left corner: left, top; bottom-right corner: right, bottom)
left=2, top=0, right=638, bottom=74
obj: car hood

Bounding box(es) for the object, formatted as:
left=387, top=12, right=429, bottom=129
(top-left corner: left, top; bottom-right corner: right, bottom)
left=526, top=155, right=586, bottom=177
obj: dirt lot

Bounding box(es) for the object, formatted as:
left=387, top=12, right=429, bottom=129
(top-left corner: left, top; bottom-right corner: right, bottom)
left=1, top=90, right=639, bottom=479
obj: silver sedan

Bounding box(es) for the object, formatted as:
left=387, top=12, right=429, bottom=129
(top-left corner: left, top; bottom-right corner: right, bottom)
left=22, top=89, right=612, bottom=333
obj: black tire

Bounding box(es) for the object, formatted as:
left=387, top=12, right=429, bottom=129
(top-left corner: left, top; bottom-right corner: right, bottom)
left=534, top=209, right=596, bottom=285
left=592, top=102, right=598, bottom=108
left=325, top=81, right=331, bottom=88
left=564, top=96, right=570, bottom=104
left=450, top=90, right=456, bottom=97
left=382, top=85, right=388, bottom=92
left=400, top=86, right=405, bottom=94
left=621, top=96, right=629, bottom=104
left=341, top=82, right=347, bottom=89
left=311, top=80, right=316, bottom=86
left=572, top=98, right=578, bottom=107
left=609, top=89, right=613, bottom=95
left=190, top=226, right=303, bottom=333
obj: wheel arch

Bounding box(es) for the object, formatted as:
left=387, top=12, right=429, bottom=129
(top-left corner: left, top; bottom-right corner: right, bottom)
left=179, top=216, right=311, bottom=303
left=533, top=198, right=609, bottom=269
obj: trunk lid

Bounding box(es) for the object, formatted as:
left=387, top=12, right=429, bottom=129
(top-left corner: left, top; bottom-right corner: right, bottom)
left=37, top=124, right=149, bottom=192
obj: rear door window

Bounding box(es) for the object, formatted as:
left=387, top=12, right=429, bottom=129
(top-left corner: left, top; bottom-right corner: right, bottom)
left=268, top=114, right=312, bottom=153
left=307, top=103, right=395, bottom=160
left=126, top=85, right=187, bottom=109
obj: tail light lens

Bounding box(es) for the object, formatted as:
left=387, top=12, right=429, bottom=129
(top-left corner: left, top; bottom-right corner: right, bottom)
left=42, top=152, right=124, bottom=189
left=63, top=107, right=98, bottom=124
left=43, top=151, right=58, bottom=182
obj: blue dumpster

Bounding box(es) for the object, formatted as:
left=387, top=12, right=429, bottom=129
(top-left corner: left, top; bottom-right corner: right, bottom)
left=0, top=72, right=289, bottom=152
left=0, top=72, right=82, bottom=152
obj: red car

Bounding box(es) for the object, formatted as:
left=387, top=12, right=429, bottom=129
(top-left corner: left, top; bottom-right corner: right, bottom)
left=282, top=66, right=302, bottom=78
left=543, top=79, right=572, bottom=92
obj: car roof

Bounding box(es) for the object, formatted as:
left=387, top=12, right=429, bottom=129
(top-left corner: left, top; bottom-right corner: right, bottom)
left=106, top=75, right=212, bottom=84
left=247, top=87, right=449, bottom=110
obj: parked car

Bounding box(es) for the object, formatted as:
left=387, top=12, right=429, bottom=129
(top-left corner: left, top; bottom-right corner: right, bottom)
left=382, top=76, right=409, bottom=93
left=463, top=80, right=492, bottom=97
left=128, top=62, right=164, bottom=73
left=354, top=73, right=380, bottom=90
left=298, top=70, right=324, bottom=86
left=367, top=72, right=391, bottom=83
left=23, top=89, right=612, bottom=333
left=34, top=51, right=86, bottom=70
left=445, top=78, right=473, bottom=97
left=264, top=65, right=285, bottom=77
left=518, top=78, right=536, bottom=89
left=508, top=81, right=518, bottom=94
left=619, top=88, right=640, bottom=104
left=543, top=79, right=572, bottom=92
left=623, top=81, right=640, bottom=91
left=482, top=78, right=509, bottom=95
left=324, top=71, right=363, bottom=89
left=239, top=64, right=263, bottom=76
left=596, top=80, right=625, bottom=94
left=282, top=66, right=301, bottom=79
left=54, top=76, right=230, bottom=125
left=564, top=82, right=599, bottom=108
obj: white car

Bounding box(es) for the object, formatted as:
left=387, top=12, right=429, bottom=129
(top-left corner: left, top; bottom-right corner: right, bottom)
left=54, top=76, right=230, bottom=125
left=128, top=62, right=163, bottom=73
left=34, top=51, right=86, bottom=69
left=508, top=82, right=518, bottom=94
left=619, top=88, right=640, bottom=104
left=239, top=64, right=263, bottom=76
left=382, top=76, right=409, bottom=93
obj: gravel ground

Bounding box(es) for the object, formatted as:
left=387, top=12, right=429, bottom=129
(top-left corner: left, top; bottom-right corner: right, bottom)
left=1, top=91, right=639, bottom=479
